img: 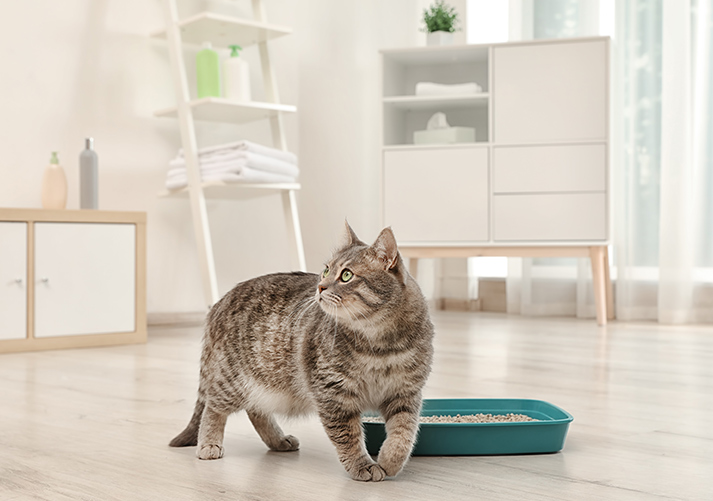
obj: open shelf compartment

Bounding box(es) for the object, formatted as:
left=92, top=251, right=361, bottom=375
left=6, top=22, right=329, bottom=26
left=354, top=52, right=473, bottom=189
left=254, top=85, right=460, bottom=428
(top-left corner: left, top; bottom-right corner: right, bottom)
left=382, top=45, right=490, bottom=146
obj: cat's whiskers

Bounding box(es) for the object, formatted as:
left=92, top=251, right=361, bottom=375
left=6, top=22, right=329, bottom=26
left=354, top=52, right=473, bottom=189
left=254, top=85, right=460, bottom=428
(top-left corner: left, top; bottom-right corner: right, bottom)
left=286, top=296, right=317, bottom=327
left=312, top=300, right=338, bottom=354
left=341, top=302, right=378, bottom=356
left=295, top=297, right=320, bottom=328
left=318, top=303, right=339, bottom=353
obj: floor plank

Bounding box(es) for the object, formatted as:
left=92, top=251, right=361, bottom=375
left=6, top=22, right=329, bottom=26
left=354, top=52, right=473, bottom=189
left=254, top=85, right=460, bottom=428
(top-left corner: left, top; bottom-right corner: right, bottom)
left=1, top=312, right=711, bottom=500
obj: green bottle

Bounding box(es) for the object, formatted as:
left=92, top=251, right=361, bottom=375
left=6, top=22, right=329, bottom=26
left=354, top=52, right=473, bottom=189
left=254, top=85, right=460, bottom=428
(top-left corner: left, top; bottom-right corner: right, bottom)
left=196, top=41, right=220, bottom=98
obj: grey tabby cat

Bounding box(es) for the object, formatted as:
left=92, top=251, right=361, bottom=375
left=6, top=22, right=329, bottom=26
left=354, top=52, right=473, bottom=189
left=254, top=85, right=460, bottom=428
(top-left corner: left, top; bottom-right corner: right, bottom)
left=170, top=223, right=434, bottom=481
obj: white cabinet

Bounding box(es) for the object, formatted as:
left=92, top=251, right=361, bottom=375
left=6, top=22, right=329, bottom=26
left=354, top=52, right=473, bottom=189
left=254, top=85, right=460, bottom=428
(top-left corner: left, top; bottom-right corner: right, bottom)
left=381, top=37, right=610, bottom=245
left=493, top=39, right=608, bottom=144
left=34, top=223, right=136, bottom=338
left=384, top=147, right=489, bottom=242
left=0, top=222, right=27, bottom=340
left=380, top=37, right=613, bottom=325
left=0, top=209, right=146, bottom=353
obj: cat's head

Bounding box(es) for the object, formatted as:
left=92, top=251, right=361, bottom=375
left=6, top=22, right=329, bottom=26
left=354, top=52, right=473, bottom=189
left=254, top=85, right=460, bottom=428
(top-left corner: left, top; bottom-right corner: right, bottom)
left=316, top=222, right=409, bottom=324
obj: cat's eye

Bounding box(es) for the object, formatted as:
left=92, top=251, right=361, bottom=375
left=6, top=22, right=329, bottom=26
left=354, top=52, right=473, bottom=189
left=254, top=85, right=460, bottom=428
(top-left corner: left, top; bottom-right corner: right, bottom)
left=340, top=269, right=353, bottom=282
left=322, top=267, right=330, bottom=278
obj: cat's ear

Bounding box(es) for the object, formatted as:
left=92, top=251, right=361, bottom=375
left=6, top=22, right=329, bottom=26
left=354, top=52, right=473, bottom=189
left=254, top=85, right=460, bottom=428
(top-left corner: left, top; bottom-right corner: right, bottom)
left=342, top=220, right=365, bottom=247
left=371, top=227, right=401, bottom=272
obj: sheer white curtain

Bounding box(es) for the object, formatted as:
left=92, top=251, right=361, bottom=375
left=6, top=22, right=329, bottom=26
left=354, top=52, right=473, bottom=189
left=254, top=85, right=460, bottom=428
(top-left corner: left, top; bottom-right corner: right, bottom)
left=505, top=0, right=713, bottom=324
left=615, top=0, right=713, bottom=323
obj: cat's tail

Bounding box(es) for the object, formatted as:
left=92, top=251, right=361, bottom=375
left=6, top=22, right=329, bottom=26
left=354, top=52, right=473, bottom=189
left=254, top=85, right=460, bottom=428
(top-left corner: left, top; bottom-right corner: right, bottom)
left=169, top=397, right=205, bottom=447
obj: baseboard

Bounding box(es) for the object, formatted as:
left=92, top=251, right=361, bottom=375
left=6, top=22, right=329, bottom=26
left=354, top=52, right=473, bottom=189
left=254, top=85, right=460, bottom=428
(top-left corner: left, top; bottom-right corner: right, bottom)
left=147, top=311, right=205, bottom=326
left=437, top=298, right=482, bottom=312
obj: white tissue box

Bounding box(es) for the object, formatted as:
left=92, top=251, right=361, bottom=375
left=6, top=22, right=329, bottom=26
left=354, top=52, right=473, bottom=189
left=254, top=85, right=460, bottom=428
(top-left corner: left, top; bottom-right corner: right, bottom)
left=413, top=127, right=476, bottom=145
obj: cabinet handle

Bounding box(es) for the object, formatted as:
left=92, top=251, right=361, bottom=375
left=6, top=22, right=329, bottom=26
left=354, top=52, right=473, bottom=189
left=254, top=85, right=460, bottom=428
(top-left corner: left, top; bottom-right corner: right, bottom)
left=15, top=278, right=23, bottom=285
left=40, top=277, right=49, bottom=284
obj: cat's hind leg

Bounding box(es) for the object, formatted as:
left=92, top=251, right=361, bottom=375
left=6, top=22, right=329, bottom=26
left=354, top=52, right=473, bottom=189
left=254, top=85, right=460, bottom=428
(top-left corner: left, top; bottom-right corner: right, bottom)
left=197, top=404, right=229, bottom=460
left=247, top=410, right=300, bottom=452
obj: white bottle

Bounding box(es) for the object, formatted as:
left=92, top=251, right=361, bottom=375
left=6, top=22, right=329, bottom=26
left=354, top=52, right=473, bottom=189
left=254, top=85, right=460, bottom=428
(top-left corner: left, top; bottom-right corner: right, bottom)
left=222, top=45, right=251, bottom=102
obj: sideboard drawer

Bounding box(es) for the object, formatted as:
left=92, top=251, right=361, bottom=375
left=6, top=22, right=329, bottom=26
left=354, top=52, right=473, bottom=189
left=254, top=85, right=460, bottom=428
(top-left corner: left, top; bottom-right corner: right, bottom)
left=494, top=193, right=606, bottom=241
left=494, top=144, right=606, bottom=194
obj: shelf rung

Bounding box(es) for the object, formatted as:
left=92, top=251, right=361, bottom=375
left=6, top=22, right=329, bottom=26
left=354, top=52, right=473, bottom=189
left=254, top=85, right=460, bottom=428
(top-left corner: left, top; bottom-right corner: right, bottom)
left=158, top=181, right=301, bottom=200
left=150, top=11, right=291, bottom=48
left=154, top=98, right=296, bottom=124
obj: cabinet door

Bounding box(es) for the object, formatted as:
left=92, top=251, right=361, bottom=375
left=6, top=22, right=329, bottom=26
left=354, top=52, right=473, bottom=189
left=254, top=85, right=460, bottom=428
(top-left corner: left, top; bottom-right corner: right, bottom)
left=384, top=147, right=489, bottom=242
left=493, top=39, right=608, bottom=144
left=0, top=222, right=27, bottom=340
left=34, top=223, right=136, bottom=338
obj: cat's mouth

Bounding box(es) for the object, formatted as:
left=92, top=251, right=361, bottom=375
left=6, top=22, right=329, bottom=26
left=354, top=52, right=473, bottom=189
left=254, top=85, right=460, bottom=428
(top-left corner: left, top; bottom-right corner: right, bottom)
left=317, top=289, right=342, bottom=308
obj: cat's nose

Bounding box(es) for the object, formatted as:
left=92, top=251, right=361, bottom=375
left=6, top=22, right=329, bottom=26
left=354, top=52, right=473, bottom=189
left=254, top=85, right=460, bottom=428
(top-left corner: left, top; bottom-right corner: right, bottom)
left=319, top=285, right=327, bottom=293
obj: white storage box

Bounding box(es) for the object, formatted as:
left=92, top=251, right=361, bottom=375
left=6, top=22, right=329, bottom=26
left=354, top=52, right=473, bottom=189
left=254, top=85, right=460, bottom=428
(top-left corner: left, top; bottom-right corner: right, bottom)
left=414, top=127, right=476, bottom=145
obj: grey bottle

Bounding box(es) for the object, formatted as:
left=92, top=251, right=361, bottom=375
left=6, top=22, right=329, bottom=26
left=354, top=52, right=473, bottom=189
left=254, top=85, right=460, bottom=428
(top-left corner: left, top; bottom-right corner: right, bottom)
left=79, top=137, right=98, bottom=209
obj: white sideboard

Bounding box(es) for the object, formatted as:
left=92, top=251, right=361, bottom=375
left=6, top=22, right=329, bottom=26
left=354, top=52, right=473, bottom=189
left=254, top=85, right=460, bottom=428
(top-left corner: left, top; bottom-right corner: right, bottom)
left=0, top=209, right=147, bottom=353
left=380, top=37, right=613, bottom=325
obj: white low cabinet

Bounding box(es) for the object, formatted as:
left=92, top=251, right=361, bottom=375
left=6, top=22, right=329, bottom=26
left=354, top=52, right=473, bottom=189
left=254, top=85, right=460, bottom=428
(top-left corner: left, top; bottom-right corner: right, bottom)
left=0, top=209, right=146, bottom=353
left=0, top=222, right=27, bottom=340
left=380, top=37, right=613, bottom=325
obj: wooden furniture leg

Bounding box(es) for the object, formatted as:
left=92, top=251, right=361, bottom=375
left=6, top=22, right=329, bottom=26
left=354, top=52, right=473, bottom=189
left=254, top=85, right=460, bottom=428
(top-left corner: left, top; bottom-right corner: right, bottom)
left=408, top=257, right=419, bottom=280
left=603, top=246, right=614, bottom=320
left=589, top=246, right=607, bottom=326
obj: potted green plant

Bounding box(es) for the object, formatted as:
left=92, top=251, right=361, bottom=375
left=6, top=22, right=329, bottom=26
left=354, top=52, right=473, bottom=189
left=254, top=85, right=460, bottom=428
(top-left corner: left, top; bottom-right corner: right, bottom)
left=422, top=0, right=460, bottom=46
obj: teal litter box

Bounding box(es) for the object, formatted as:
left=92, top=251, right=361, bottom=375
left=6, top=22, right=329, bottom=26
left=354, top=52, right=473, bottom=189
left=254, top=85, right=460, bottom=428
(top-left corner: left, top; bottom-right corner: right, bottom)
left=363, top=398, right=573, bottom=456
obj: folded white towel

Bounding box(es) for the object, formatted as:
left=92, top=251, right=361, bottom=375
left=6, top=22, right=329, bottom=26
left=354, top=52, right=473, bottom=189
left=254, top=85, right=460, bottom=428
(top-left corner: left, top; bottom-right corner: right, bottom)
left=165, top=166, right=297, bottom=191
left=414, top=82, right=483, bottom=96
left=179, top=140, right=297, bottom=165
left=170, top=151, right=299, bottom=179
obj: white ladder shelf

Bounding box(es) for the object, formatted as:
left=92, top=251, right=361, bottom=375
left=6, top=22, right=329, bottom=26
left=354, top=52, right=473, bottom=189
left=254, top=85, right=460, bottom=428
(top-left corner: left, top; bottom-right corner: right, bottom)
left=155, top=0, right=306, bottom=308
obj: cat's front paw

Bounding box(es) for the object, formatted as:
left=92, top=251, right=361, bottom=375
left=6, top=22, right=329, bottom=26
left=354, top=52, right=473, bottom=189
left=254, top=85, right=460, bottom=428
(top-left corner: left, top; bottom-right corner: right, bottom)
left=271, top=434, right=300, bottom=452
left=350, top=463, right=386, bottom=482
left=197, top=444, right=224, bottom=460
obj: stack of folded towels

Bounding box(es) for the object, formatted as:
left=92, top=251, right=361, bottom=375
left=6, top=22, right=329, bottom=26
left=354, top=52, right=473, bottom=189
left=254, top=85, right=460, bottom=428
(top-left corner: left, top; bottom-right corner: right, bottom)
left=414, top=81, right=483, bottom=96
left=165, top=140, right=299, bottom=191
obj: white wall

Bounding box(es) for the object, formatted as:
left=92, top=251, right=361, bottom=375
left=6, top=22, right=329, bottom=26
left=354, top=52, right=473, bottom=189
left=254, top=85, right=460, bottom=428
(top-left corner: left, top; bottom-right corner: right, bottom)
left=297, top=0, right=423, bottom=262
left=0, top=0, right=465, bottom=314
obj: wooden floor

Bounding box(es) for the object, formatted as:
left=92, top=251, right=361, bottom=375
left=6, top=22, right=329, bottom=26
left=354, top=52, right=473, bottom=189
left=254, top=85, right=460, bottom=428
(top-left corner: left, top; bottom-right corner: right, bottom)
left=1, top=312, right=712, bottom=500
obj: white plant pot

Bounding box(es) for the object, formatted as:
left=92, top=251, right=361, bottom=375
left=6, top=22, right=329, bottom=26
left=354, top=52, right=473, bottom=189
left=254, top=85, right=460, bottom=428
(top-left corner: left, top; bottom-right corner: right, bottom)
left=427, top=31, right=454, bottom=46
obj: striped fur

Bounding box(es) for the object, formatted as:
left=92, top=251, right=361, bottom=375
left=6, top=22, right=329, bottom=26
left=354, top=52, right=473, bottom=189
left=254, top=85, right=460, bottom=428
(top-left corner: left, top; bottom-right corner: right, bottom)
left=170, top=224, right=434, bottom=481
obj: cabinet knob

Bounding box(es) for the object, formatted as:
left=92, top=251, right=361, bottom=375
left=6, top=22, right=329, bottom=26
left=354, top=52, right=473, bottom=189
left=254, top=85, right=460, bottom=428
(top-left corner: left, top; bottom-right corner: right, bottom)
left=40, top=277, right=49, bottom=284
left=15, top=278, right=23, bottom=285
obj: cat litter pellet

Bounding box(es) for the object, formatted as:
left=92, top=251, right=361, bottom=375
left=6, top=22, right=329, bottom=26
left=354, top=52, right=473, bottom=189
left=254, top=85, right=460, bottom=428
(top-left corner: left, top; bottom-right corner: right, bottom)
left=363, top=413, right=537, bottom=424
